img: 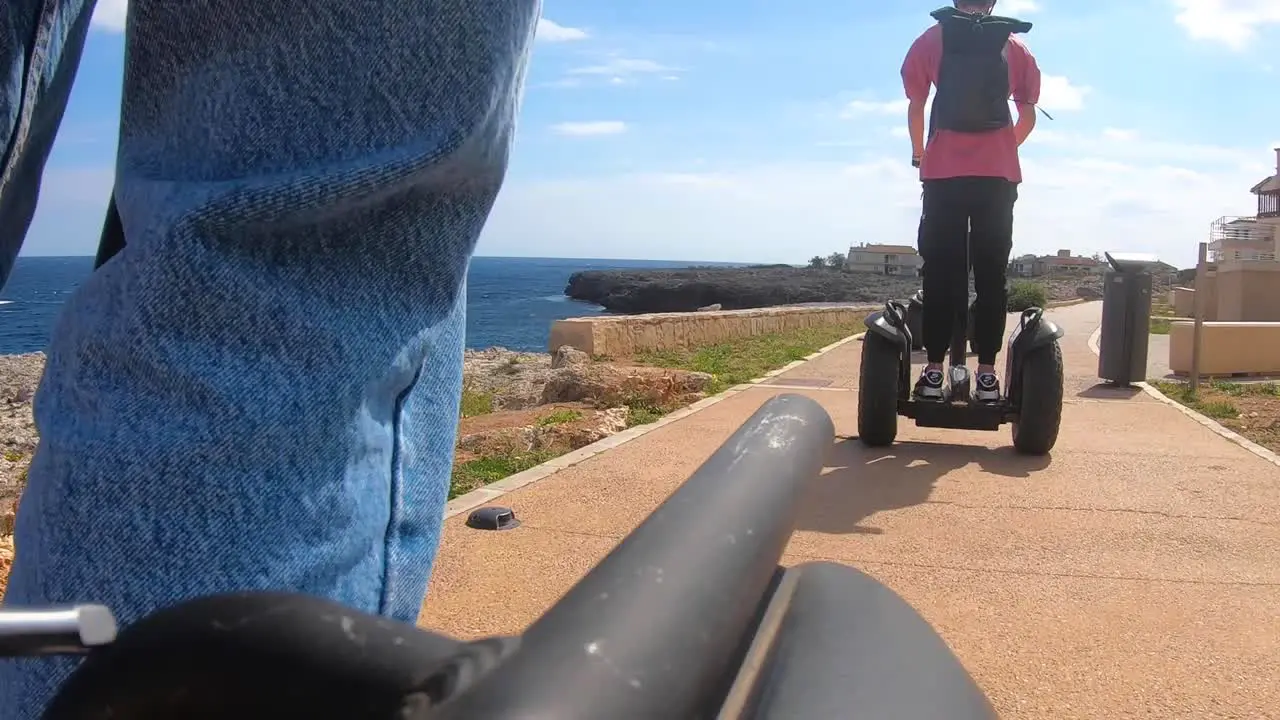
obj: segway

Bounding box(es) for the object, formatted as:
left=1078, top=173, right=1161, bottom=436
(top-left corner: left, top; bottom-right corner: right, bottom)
left=858, top=293, right=1065, bottom=455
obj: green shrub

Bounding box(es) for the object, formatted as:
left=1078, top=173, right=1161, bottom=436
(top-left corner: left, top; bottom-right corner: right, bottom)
left=625, top=403, right=666, bottom=427
left=1007, top=280, right=1048, bottom=312
left=536, top=409, right=583, bottom=426
left=459, top=387, right=495, bottom=418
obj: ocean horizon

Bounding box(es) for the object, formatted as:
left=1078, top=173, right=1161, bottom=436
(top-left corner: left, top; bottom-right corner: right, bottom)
left=0, top=255, right=746, bottom=355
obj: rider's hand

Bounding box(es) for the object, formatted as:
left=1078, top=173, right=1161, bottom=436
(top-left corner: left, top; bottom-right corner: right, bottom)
left=911, top=154, right=921, bottom=169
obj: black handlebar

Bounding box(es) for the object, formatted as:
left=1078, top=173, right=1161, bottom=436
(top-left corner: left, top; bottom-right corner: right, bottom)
left=26, top=394, right=997, bottom=719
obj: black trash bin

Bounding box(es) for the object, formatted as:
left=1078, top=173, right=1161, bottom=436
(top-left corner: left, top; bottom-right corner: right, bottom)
left=1098, top=252, right=1157, bottom=386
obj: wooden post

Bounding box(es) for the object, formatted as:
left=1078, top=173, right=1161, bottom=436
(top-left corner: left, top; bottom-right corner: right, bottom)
left=1190, top=241, right=1207, bottom=394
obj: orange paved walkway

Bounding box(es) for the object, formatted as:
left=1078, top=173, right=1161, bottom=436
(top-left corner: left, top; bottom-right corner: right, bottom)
left=420, top=301, right=1280, bottom=719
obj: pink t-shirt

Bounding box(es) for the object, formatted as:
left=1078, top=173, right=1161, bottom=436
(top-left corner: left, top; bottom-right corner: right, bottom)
left=901, top=24, right=1041, bottom=183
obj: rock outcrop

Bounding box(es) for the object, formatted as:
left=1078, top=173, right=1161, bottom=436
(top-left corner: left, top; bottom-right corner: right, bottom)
left=565, top=266, right=1123, bottom=314
left=540, top=363, right=713, bottom=409
left=564, top=267, right=920, bottom=313
left=457, top=407, right=629, bottom=458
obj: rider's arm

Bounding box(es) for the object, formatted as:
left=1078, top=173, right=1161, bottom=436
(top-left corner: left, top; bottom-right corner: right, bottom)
left=901, top=30, right=937, bottom=161
left=1011, top=41, right=1042, bottom=147
left=908, top=99, right=928, bottom=161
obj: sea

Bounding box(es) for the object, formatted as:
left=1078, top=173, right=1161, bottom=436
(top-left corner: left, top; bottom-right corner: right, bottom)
left=0, top=256, right=730, bottom=356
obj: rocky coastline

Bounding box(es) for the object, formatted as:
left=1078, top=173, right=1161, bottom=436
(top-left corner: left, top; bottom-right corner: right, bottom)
left=0, top=347, right=713, bottom=530
left=564, top=266, right=1107, bottom=314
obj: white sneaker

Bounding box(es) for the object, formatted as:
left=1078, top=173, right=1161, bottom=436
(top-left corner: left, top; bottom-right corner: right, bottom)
left=914, top=368, right=945, bottom=400
left=975, top=372, right=1001, bottom=403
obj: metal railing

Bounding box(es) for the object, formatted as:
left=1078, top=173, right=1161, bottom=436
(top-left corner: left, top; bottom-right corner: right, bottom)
left=1208, top=216, right=1277, bottom=262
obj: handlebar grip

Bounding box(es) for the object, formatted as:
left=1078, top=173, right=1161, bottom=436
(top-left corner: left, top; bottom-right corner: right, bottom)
left=433, top=394, right=835, bottom=719
left=43, top=592, right=485, bottom=719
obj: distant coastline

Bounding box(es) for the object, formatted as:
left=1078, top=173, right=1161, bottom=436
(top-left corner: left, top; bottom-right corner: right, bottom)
left=0, top=256, right=753, bottom=355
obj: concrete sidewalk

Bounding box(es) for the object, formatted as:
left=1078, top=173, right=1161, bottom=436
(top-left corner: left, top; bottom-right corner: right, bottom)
left=420, top=301, right=1280, bottom=719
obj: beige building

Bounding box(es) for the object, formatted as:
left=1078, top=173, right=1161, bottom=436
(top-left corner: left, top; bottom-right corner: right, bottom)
left=1010, top=249, right=1105, bottom=277
left=1174, top=147, right=1280, bottom=324
left=845, top=243, right=923, bottom=276
left=1208, top=217, right=1276, bottom=263
left=1208, top=149, right=1280, bottom=263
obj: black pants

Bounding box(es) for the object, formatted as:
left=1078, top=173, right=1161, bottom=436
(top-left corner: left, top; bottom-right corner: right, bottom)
left=917, top=177, right=1018, bottom=366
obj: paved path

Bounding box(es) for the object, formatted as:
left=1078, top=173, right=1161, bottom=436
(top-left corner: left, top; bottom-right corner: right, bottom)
left=1147, top=331, right=1173, bottom=381
left=420, top=301, right=1280, bottom=719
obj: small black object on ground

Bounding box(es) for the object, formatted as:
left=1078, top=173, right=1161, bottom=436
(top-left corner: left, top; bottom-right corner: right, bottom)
left=466, top=506, right=521, bottom=531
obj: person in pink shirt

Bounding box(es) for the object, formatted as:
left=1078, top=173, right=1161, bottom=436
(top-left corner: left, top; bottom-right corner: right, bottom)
left=901, top=1, right=1042, bottom=402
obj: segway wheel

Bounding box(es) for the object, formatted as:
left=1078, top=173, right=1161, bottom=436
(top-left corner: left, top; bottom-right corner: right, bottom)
left=1011, top=340, right=1064, bottom=455
left=858, top=333, right=900, bottom=447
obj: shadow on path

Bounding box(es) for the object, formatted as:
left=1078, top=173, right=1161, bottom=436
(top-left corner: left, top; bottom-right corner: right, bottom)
left=796, top=438, right=1051, bottom=536
left=1077, top=383, right=1143, bottom=400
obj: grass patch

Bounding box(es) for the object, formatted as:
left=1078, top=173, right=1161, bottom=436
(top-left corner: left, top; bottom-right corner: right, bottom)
left=449, top=322, right=863, bottom=495
left=536, top=408, right=583, bottom=426
left=1149, top=302, right=1176, bottom=335
left=625, top=402, right=666, bottom=427
left=450, top=450, right=557, bottom=498
left=2, top=450, right=21, bottom=463
left=459, top=387, right=495, bottom=418
left=635, top=323, right=861, bottom=394
left=1153, top=378, right=1280, bottom=454
left=1152, top=380, right=1240, bottom=418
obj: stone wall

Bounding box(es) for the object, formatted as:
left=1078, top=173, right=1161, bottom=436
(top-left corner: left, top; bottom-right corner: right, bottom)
left=548, top=306, right=875, bottom=357
left=1169, top=321, right=1280, bottom=376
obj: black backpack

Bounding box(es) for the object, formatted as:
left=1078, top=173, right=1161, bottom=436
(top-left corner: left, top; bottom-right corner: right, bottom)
left=928, top=7, right=1033, bottom=135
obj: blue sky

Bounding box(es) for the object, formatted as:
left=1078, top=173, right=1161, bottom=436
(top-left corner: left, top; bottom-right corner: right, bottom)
left=20, top=0, right=1280, bottom=267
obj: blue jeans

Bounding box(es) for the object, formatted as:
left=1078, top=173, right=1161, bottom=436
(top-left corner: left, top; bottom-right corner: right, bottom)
left=0, top=0, right=539, bottom=715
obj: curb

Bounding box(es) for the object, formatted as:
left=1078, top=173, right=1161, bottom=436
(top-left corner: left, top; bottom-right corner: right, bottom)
left=1087, top=328, right=1280, bottom=469
left=443, top=331, right=868, bottom=520
left=1046, top=297, right=1092, bottom=309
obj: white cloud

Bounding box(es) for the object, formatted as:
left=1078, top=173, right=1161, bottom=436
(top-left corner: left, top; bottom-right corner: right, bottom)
left=1037, top=74, right=1090, bottom=111
left=91, top=0, right=128, bottom=31
left=842, top=72, right=1087, bottom=124
left=1174, top=0, right=1280, bottom=50
left=551, top=121, right=628, bottom=136
left=1102, top=128, right=1139, bottom=142
left=998, top=0, right=1041, bottom=13
left=536, top=18, right=588, bottom=43
left=22, top=130, right=1269, bottom=270
left=480, top=130, right=1268, bottom=268
left=570, top=58, right=677, bottom=76
left=841, top=99, right=909, bottom=118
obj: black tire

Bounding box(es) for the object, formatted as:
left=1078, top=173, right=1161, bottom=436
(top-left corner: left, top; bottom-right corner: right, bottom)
left=1011, top=341, right=1064, bottom=455
left=858, top=334, right=901, bottom=447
